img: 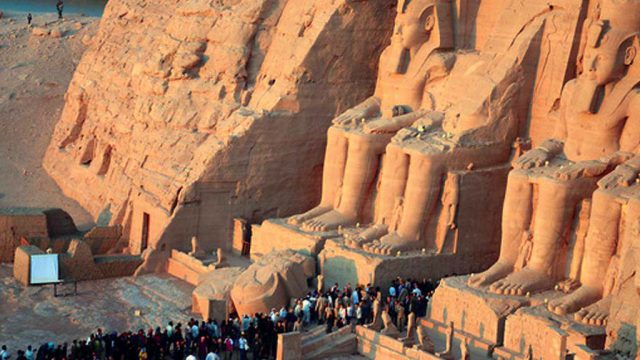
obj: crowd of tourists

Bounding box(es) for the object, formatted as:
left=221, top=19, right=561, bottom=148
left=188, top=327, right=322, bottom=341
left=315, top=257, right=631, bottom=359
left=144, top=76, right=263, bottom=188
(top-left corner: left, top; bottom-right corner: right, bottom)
left=0, top=277, right=439, bottom=360
left=312, top=277, right=437, bottom=334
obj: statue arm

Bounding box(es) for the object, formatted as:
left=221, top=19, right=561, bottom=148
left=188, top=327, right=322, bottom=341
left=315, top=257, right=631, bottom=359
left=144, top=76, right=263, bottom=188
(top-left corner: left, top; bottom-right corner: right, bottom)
left=597, top=155, right=640, bottom=189
left=332, top=96, right=381, bottom=126
left=363, top=109, right=437, bottom=134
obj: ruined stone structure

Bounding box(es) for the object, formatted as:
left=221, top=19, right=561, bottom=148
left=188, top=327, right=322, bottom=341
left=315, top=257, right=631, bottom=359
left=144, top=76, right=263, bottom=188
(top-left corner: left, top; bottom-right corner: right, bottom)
left=253, top=0, right=586, bottom=290
left=36, top=0, right=640, bottom=358
left=425, top=1, right=640, bottom=359
left=43, top=0, right=397, bottom=271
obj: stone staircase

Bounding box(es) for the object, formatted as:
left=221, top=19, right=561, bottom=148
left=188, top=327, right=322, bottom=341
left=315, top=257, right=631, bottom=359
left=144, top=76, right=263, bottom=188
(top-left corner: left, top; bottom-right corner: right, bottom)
left=301, top=325, right=357, bottom=360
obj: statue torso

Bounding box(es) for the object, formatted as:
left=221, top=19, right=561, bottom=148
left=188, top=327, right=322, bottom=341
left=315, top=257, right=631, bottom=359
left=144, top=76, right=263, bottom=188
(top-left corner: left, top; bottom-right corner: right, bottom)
left=563, top=79, right=638, bottom=162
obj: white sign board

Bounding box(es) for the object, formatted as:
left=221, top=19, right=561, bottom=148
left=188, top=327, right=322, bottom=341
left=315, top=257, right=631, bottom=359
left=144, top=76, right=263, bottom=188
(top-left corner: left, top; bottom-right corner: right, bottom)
left=30, top=254, right=60, bottom=285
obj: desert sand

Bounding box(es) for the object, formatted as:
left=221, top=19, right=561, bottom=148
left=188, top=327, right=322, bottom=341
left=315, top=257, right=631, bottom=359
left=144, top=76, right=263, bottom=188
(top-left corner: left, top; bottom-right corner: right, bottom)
left=0, top=11, right=97, bottom=229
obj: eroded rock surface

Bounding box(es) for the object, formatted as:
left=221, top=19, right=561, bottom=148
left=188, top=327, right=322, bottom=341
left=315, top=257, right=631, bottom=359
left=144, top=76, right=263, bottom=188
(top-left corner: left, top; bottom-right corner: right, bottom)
left=44, top=0, right=396, bottom=264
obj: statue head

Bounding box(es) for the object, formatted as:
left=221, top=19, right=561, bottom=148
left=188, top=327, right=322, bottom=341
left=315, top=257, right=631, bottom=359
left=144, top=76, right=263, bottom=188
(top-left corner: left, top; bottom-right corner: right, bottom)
left=582, top=0, right=640, bottom=85
left=394, top=0, right=454, bottom=51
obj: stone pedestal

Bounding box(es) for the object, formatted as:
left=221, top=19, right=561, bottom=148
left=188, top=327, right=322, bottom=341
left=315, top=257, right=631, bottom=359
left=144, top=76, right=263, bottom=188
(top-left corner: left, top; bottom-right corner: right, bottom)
left=426, top=277, right=607, bottom=359
left=427, top=276, right=536, bottom=348
left=318, top=242, right=497, bottom=291
left=495, top=305, right=606, bottom=360
left=250, top=218, right=341, bottom=259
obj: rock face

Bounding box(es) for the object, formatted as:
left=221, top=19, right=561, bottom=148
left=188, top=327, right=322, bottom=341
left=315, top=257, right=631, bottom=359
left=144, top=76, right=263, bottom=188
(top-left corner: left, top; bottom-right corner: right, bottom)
left=44, top=0, right=396, bottom=267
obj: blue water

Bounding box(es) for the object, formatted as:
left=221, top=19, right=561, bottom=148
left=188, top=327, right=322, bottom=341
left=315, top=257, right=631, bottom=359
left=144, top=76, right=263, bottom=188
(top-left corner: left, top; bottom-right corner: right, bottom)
left=1, top=0, right=107, bottom=17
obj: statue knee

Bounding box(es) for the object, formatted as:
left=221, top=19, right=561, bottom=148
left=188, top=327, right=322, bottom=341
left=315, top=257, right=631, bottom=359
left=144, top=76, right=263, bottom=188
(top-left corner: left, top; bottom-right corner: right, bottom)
left=538, top=178, right=573, bottom=203
left=349, top=135, right=377, bottom=155
left=327, top=126, right=346, bottom=144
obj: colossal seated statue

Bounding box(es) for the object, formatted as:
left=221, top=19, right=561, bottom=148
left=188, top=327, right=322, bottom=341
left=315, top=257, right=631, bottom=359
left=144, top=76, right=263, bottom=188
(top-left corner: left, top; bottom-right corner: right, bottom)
left=469, top=0, right=640, bottom=297
left=287, top=0, right=455, bottom=232
left=344, top=2, right=551, bottom=255
left=547, top=156, right=640, bottom=326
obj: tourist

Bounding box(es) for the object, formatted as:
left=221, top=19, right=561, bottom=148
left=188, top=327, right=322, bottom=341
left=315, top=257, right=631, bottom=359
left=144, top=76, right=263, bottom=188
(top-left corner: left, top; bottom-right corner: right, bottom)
left=325, top=307, right=336, bottom=334
left=56, top=0, right=64, bottom=19
left=23, top=347, right=32, bottom=360
left=302, top=297, right=311, bottom=325
left=3, top=275, right=441, bottom=360
left=206, top=350, right=221, bottom=360
left=315, top=293, right=327, bottom=324
left=166, top=321, right=174, bottom=338
left=238, top=333, right=249, bottom=360
left=223, top=336, right=233, bottom=360
left=292, top=317, right=303, bottom=332
left=27, top=14, right=32, bottom=26
left=0, top=346, right=9, bottom=360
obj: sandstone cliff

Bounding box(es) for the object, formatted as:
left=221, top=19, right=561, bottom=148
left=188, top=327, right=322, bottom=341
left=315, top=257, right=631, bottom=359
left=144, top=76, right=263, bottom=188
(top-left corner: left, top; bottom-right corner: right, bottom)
left=44, top=0, right=395, bottom=265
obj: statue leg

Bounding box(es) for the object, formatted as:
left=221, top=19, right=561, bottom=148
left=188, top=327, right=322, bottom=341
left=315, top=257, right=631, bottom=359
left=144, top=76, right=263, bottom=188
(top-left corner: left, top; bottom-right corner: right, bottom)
left=289, top=127, right=347, bottom=225
left=469, top=170, right=533, bottom=287
left=549, top=190, right=621, bottom=317
left=303, top=134, right=384, bottom=231
left=375, top=143, right=409, bottom=227
left=365, top=153, right=444, bottom=255
left=349, top=144, right=407, bottom=248
left=492, top=178, right=587, bottom=295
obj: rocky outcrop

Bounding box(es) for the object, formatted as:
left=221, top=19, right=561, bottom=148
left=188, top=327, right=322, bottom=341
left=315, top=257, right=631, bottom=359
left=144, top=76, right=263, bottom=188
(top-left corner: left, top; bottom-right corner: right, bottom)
left=44, top=0, right=395, bottom=267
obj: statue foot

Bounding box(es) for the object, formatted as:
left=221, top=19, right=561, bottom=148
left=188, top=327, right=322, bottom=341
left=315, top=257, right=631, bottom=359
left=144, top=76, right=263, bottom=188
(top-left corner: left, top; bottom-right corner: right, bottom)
left=301, top=209, right=356, bottom=232
left=344, top=224, right=388, bottom=248
left=574, top=296, right=611, bottom=327
left=547, top=286, right=601, bottom=316
left=489, top=268, right=554, bottom=296
left=362, top=232, right=418, bottom=256
left=467, top=261, right=513, bottom=288
left=287, top=206, right=331, bottom=225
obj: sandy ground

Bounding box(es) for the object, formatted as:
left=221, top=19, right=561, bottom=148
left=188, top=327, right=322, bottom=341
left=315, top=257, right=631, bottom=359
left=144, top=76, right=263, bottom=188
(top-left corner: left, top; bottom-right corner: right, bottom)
left=0, top=263, right=197, bottom=351
left=0, top=11, right=98, bottom=229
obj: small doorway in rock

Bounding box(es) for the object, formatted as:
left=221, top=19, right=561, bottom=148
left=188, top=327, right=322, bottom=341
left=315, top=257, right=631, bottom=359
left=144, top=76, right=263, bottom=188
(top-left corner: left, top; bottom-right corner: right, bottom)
left=141, top=212, right=150, bottom=252
left=241, top=222, right=252, bottom=257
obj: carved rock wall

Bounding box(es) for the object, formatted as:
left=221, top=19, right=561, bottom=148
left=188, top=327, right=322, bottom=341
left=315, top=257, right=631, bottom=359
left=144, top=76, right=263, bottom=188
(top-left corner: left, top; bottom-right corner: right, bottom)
left=44, top=0, right=396, bottom=263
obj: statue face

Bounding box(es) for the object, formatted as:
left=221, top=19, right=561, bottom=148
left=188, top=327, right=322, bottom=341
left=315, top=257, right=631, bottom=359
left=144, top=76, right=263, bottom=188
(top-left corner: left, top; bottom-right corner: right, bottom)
left=395, top=3, right=436, bottom=49
left=583, top=22, right=632, bottom=85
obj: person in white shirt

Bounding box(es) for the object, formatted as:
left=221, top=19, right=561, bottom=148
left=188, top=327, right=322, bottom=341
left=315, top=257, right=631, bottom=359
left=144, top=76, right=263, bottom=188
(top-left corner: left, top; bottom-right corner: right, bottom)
left=186, top=355, right=197, bottom=360
left=238, top=334, right=249, bottom=360
left=302, top=298, right=311, bottom=325
left=270, top=309, right=279, bottom=323
left=205, top=351, right=221, bottom=360
left=351, top=289, right=359, bottom=305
